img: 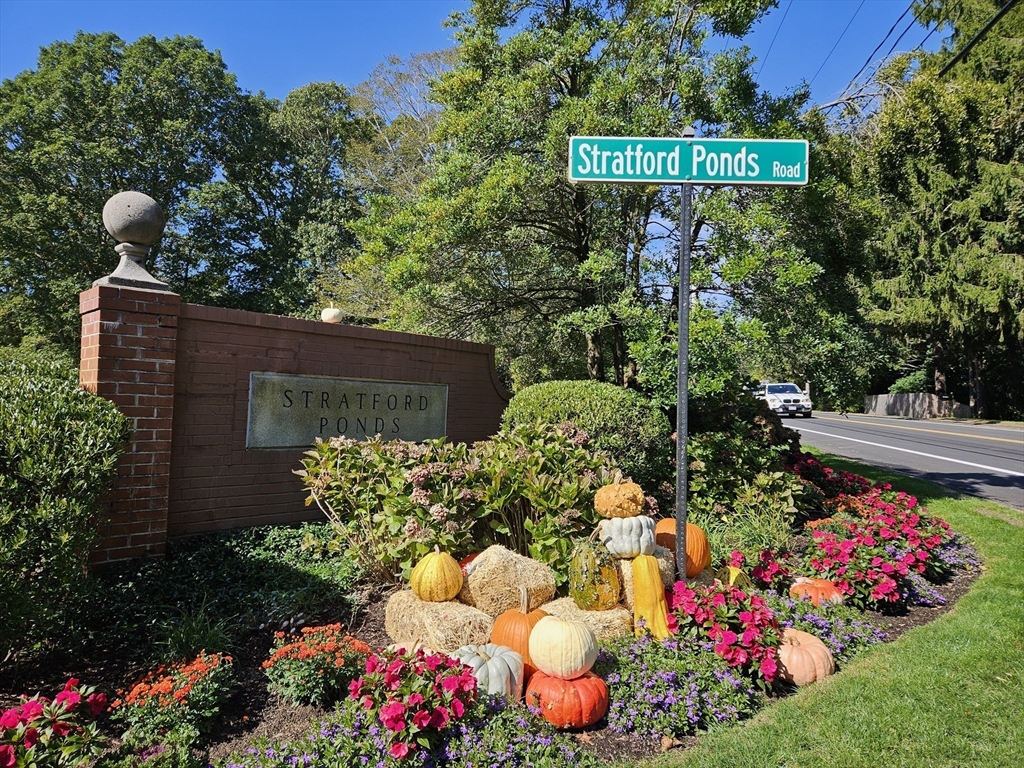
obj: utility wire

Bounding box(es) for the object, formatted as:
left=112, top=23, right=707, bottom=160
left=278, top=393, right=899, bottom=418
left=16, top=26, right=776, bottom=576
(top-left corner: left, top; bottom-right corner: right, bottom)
left=756, top=0, right=792, bottom=80
left=846, top=0, right=915, bottom=87
left=938, top=0, right=1021, bottom=77
left=809, top=0, right=866, bottom=87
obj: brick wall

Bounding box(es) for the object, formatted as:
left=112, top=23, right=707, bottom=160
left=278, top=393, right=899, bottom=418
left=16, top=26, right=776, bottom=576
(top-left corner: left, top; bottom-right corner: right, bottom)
left=80, top=285, right=180, bottom=563
left=81, top=288, right=511, bottom=563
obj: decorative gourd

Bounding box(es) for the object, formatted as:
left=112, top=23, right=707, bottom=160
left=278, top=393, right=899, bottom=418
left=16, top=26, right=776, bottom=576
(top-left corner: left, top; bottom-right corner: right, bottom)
left=789, top=577, right=844, bottom=607
left=409, top=547, right=463, bottom=602
left=459, top=552, right=480, bottom=576
left=528, top=615, right=598, bottom=680
left=594, top=482, right=645, bottom=518
left=489, top=585, right=548, bottom=682
left=631, top=555, right=671, bottom=639
left=525, top=671, right=609, bottom=730
left=569, top=540, right=621, bottom=611
left=597, top=515, right=656, bottom=559
left=451, top=643, right=524, bottom=699
left=653, top=518, right=711, bottom=577
left=714, top=565, right=753, bottom=589
left=777, top=628, right=835, bottom=686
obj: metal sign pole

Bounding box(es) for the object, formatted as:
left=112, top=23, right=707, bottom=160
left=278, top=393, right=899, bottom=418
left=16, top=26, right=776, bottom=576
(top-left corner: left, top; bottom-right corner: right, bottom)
left=675, top=178, right=692, bottom=583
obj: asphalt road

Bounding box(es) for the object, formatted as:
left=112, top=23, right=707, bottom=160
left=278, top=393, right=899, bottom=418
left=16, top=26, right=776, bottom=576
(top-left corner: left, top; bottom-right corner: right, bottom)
left=789, top=413, right=1024, bottom=511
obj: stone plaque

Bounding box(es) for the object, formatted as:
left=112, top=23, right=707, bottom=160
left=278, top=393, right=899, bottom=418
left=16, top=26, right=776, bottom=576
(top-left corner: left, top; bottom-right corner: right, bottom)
left=247, top=372, right=448, bottom=449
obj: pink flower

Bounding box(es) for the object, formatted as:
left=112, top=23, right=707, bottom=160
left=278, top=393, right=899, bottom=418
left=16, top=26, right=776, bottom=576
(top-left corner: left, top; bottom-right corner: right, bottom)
left=412, top=709, right=431, bottom=729
left=428, top=706, right=449, bottom=729
left=422, top=655, right=442, bottom=672
left=63, top=679, right=79, bottom=692
left=0, top=709, right=21, bottom=729
left=85, top=693, right=107, bottom=717
left=365, top=656, right=382, bottom=675
left=406, top=693, right=424, bottom=707
left=759, top=653, right=778, bottom=682
left=19, top=701, right=42, bottom=721
left=348, top=678, right=364, bottom=698
left=0, top=744, right=16, bottom=768
left=389, top=742, right=411, bottom=759
left=55, top=690, right=81, bottom=712
left=451, top=698, right=465, bottom=718
left=441, top=676, right=460, bottom=693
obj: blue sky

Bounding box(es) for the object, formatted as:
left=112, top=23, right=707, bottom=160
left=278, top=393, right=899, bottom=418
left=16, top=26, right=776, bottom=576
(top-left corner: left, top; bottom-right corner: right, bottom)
left=0, top=0, right=943, bottom=106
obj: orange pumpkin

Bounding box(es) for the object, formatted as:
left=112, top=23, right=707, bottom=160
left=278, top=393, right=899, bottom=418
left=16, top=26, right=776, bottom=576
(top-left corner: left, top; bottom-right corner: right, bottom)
left=789, top=577, right=844, bottom=607
left=777, top=628, right=835, bottom=686
left=489, top=585, right=548, bottom=684
left=654, top=518, right=711, bottom=577
left=525, top=671, right=609, bottom=729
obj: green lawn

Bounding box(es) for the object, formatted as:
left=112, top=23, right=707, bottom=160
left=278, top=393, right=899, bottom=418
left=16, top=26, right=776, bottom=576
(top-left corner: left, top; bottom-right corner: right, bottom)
left=646, top=455, right=1024, bottom=768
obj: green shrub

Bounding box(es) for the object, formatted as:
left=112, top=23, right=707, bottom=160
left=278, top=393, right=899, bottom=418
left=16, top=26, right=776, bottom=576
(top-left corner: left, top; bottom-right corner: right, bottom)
left=297, top=424, right=622, bottom=587
left=888, top=368, right=931, bottom=394
left=0, top=347, right=132, bottom=663
left=500, top=379, right=672, bottom=492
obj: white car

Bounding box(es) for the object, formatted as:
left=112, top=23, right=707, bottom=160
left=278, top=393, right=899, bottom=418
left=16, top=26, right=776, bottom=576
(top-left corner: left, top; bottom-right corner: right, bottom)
left=755, top=382, right=813, bottom=418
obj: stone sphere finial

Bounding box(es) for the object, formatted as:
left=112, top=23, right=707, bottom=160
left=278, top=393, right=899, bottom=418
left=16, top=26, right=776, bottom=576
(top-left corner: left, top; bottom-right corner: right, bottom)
left=102, top=191, right=166, bottom=246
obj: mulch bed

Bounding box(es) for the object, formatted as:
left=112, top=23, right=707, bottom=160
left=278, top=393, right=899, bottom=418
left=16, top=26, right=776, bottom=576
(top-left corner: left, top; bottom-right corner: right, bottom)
left=0, top=568, right=980, bottom=766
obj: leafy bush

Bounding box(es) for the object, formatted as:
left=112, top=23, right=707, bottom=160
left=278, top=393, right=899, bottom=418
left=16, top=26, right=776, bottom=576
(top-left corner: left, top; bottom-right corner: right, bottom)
left=297, top=424, right=622, bottom=585
left=0, top=348, right=132, bottom=662
left=0, top=678, right=108, bottom=768
left=888, top=368, right=931, bottom=394
left=788, top=452, right=871, bottom=499
left=500, top=379, right=672, bottom=492
left=594, top=634, right=763, bottom=738
left=262, top=624, right=370, bottom=707
left=111, top=652, right=234, bottom=750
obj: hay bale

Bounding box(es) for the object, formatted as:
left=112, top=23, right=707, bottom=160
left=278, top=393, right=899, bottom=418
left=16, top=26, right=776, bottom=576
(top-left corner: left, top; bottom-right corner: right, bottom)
left=458, top=545, right=556, bottom=617
left=617, top=546, right=676, bottom=610
left=538, top=597, right=633, bottom=641
left=384, top=590, right=493, bottom=653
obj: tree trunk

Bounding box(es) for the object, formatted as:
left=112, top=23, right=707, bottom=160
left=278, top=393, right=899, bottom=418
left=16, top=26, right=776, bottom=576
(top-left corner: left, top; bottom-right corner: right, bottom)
left=931, top=340, right=947, bottom=397
left=586, top=329, right=605, bottom=381
left=970, top=353, right=987, bottom=419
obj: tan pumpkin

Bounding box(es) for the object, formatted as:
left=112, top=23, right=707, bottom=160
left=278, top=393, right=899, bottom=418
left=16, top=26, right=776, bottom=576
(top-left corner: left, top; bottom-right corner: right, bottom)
left=528, top=615, right=598, bottom=680
left=631, top=555, right=671, bottom=639
left=789, top=577, right=844, bottom=607
left=594, top=482, right=645, bottom=518
left=409, top=547, right=463, bottom=602
left=654, top=518, right=711, bottom=577
left=777, top=628, right=835, bottom=686
left=489, top=585, right=548, bottom=683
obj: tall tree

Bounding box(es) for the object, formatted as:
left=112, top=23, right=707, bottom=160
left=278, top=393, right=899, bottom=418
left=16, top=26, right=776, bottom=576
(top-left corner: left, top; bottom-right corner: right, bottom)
left=340, top=0, right=856, bottom=390
left=0, top=33, right=362, bottom=350
left=861, top=0, right=1024, bottom=417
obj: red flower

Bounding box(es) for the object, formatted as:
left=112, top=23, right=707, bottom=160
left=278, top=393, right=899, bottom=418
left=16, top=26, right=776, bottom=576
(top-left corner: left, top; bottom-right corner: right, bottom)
left=55, top=690, right=81, bottom=712
left=0, top=709, right=20, bottom=729
left=0, top=744, right=16, bottom=768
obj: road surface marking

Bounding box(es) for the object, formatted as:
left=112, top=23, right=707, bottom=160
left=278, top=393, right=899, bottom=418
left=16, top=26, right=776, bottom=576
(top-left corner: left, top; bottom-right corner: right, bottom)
left=795, top=427, right=1024, bottom=477
left=814, top=415, right=1023, bottom=445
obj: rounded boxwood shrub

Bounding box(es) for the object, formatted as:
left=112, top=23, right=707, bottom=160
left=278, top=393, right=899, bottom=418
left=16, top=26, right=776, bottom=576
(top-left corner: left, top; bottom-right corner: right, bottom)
left=501, top=380, right=672, bottom=492
left=0, top=346, right=132, bottom=663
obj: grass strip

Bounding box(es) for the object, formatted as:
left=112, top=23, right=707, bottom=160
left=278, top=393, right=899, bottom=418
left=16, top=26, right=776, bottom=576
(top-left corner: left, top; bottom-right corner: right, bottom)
left=648, top=454, right=1024, bottom=768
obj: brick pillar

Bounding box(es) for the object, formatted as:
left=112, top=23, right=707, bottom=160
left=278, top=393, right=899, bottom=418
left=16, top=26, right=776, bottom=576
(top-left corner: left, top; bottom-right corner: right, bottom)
left=80, top=285, right=181, bottom=564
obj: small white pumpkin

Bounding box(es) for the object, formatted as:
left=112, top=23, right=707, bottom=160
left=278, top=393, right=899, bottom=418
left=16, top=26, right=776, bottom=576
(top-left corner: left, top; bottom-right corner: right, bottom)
left=597, top=515, right=656, bottom=559
left=528, top=615, right=598, bottom=680
left=321, top=306, right=344, bottom=323
left=451, top=643, right=524, bottom=699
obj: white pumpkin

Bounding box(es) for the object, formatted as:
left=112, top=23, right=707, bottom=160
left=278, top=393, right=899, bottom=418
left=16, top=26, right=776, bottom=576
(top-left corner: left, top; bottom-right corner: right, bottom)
left=597, top=515, right=656, bottom=559
left=527, top=615, right=598, bottom=680
left=321, top=306, right=344, bottom=323
left=451, top=643, right=524, bottom=699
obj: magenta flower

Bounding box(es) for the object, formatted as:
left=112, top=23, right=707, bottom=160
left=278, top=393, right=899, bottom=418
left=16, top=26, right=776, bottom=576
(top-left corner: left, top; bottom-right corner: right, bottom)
left=389, top=742, right=411, bottom=759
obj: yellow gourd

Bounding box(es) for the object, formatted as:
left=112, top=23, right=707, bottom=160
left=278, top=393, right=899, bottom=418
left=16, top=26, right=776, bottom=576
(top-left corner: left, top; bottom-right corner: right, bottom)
left=409, top=547, right=463, bottom=602
left=631, top=555, right=671, bottom=640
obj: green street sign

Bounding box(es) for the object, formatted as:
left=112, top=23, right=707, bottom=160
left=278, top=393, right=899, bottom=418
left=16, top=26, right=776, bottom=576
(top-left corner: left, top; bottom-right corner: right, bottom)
left=568, top=136, right=809, bottom=186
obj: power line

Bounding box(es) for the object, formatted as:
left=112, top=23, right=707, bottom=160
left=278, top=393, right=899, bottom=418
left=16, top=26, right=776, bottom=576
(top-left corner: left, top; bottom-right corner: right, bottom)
left=756, top=0, right=793, bottom=80
left=809, top=0, right=866, bottom=87
left=846, top=0, right=916, bottom=87
left=938, top=0, right=1021, bottom=77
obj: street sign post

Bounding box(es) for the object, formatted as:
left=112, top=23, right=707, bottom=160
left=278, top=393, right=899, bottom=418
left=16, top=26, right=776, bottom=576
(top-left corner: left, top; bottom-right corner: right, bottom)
left=568, top=132, right=809, bottom=581
left=568, top=136, right=809, bottom=186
